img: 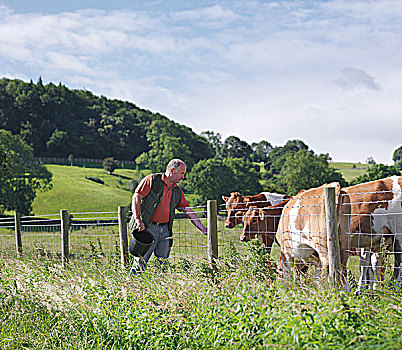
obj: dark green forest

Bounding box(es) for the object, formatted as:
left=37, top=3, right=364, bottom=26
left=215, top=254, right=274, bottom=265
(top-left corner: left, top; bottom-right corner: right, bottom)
left=0, top=77, right=212, bottom=162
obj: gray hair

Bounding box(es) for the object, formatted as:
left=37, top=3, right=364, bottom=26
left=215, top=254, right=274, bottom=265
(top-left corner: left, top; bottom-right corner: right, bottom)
left=166, top=159, right=186, bottom=173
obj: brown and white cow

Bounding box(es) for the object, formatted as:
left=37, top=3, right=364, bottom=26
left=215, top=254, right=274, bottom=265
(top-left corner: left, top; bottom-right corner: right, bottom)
left=222, top=192, right=290, bottom=228
left=276, top=183, right=340, bottom=276
left=276, top=177, right=402, bottom=289
left=240, top=200, right=291, bottom=254
left=340, top=176, right=402, bottom=289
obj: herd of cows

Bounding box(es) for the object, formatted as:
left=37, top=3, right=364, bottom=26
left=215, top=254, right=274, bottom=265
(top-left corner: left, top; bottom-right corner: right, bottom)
left=222, top=176, right=402, bottom=291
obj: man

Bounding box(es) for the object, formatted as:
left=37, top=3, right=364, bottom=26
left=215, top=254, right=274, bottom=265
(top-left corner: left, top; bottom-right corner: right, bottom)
left=129, top=158, right=207, bottom=272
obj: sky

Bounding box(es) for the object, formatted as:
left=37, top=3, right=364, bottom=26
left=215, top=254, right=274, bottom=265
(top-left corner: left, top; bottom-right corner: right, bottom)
left=0, top=0, right=401, bottom=164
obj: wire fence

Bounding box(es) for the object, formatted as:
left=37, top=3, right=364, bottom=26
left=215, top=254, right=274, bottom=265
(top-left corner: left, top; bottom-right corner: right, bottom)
left=2, top=178, right=401, bottom=292
left=0, top=204, right=247, bottom=264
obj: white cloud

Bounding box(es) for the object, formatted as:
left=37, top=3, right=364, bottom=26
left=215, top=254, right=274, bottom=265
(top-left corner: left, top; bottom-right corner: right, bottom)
left=332, top=67, right=380, bottom=91
left=0, top=1, right=402, bottom=164
left=169, top=4, right=240, bottom=24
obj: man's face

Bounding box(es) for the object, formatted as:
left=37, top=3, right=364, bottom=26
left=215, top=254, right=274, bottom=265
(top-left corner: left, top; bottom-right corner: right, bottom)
left=170, top=164, right=186, bottom=183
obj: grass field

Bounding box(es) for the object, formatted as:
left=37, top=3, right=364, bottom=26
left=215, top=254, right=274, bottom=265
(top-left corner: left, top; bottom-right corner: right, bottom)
left=31, top=164, right=204, bottom=215
left=1, top=247, right=401, bottom=349
left=329, top=162, right=368, bottom=183
left=32, top=165, right=149, bottom=215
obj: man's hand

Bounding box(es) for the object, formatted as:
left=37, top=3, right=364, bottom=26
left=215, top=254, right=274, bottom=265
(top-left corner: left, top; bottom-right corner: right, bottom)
left=135, top=218, right=145, bottom=231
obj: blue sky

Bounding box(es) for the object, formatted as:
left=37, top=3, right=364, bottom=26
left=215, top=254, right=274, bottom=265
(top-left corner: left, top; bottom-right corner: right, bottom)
left=1, top=0, right=401, bottom=164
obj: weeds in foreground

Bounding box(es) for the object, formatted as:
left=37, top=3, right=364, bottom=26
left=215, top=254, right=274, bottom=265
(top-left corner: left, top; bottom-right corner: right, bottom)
left=0, top=243, right=401, bottom=350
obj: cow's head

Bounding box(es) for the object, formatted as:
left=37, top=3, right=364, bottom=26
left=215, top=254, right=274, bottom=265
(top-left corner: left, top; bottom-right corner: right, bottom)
left=240, top=206, right=275, bottom=250
left=222, top=192, right=246, bottom=228
left=241, top=201, right=289, bottom=250
left=240, top=206, right=261, bottom=242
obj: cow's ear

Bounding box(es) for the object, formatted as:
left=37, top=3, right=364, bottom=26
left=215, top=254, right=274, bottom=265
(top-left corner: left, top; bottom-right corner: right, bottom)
left=259, top=209, right=265, bottom=221
left=222, top=196, right=228, bottom=202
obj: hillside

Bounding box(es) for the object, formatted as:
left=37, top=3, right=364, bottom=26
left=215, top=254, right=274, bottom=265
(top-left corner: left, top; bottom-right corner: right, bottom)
left=0, top=78, right=212, bottom=162
left=32, top=165, right=142, bottom=215
left=31, top=162, right=367, bottom=215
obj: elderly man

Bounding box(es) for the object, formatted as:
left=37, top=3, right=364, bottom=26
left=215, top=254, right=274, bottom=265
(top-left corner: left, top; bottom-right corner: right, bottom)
left=129, top=158, right=207, bottom=273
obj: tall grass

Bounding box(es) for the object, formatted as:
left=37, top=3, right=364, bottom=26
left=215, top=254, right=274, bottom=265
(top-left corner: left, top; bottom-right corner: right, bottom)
left=1, top=242, right=401, bottom=349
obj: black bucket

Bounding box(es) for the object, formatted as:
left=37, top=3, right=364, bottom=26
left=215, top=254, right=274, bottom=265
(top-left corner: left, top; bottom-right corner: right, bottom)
left=129, top=229, right=154, bottom=257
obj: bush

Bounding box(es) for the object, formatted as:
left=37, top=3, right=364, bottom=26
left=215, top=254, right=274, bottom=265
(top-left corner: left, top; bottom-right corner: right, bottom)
left=350, top=163, right=400, bottom=185
left=395, top=160, right=402, bottom=172
left=102, top=157, right=119, bottom=174
left=126, top=171, right=145, bottom=192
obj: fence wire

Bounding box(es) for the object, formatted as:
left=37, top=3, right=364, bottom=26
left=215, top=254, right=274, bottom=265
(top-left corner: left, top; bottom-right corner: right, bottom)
left=69, top=211, right=120, bottom=258
left=0, top=205, right=247, bottom=263
left=19, top=214, right=61, bottom=256
left=0, top=216, right=15, bottom=255
left=1, top=185, right=401, bottom=291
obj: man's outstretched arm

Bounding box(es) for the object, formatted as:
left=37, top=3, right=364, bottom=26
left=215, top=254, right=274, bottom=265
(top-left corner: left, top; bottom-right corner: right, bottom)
left=182, top=207, right=207, bottom=235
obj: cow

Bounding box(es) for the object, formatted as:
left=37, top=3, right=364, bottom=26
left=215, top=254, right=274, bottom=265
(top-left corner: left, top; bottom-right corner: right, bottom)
left=340, top=176, right=402, bottom=289
left=240, top=200, right=291, bottom=255
left=276, top=177, right=402, bottom=289
left=222, top=192, right=290, bottom=229
left=276, top=183, right=340, bottom=277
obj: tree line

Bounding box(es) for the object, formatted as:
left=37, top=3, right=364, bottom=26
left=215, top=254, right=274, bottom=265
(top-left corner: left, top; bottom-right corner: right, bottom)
left=1, top=78, right=401, bottom=214
left=0, top=77, right=212, bottom=162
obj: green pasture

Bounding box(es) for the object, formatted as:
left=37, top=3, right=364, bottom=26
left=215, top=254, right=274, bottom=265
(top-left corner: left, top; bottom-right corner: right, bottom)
left=32, top=165, right=150, bottom=215
left=31, top=164, right=201, bottom=215
left=329, top=162, right=368, bottom=183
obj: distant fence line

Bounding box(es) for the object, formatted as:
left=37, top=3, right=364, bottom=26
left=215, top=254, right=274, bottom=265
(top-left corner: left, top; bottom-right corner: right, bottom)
left=35, top=156, right=136, bottom=165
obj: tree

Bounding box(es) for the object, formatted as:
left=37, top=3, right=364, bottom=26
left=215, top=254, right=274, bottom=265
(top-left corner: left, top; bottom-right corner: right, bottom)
left=393, top=145, right=402, bottom=163
left=136, top=135, right=192, bottom=173
left=102, top=157, right=119, bottom=175
left=200, top=130, right=222, bottom=157
left=217, top=135, right=253, bottom=160
left=136, top=119, right=213, bottom=172
left=68, top=154, right=74, bottom=166
left=265, top=139, right=310, bottom=175
left=223, top=157, right=262, bottom=195
left=251, top=140, right=273, bottom=163
left=395, top=160, right=402, bottom=172
left=186, top=158, right=235, bottom=206
left=0, top=142, right=8, bottom=177
left=366, top=156, right=376, bottom=164
left=46, top=129, right=69, bottom=156
left=280, top=150, right=347, bottom=195
left=0, top=129, right=52, bottom=215
left=350, top=163, right=400, bottom=186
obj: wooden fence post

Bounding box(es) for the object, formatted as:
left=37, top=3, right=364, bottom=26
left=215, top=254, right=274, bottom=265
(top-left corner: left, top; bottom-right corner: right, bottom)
left=207, top=200, right=218, bottom=267
left=60, top=209, right=69, bottom=266
left=324, top=187, right=341, bottom=285
left=14, top=212, right=22, bottom=257
left=118, top=206, right=129, bottom=269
